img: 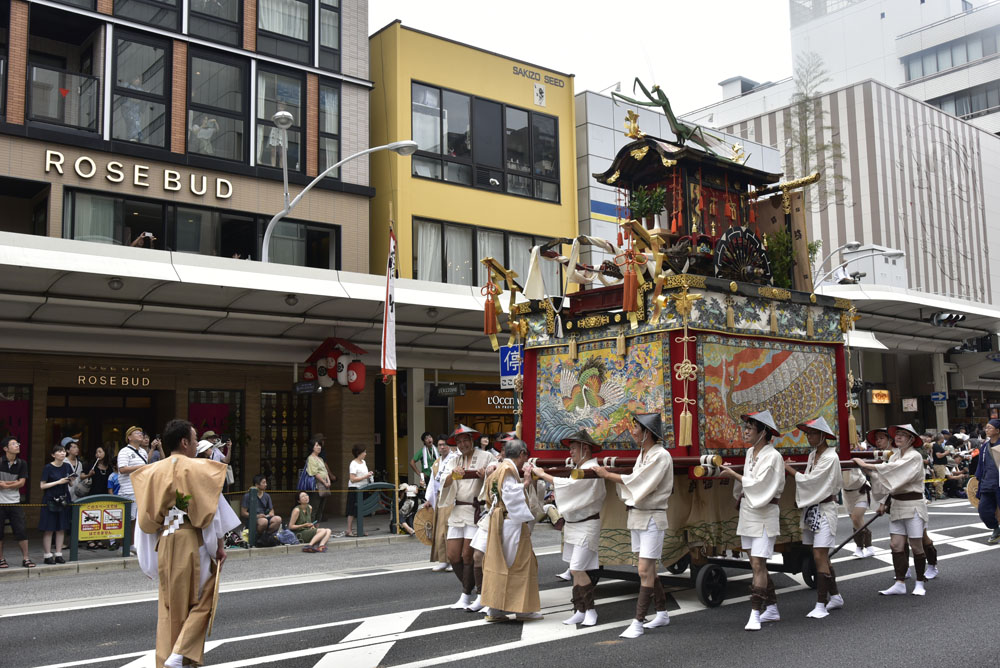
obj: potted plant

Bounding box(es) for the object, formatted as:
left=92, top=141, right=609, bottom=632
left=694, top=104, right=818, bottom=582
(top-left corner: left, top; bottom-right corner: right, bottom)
left=629, top=185, right=668, bottom=230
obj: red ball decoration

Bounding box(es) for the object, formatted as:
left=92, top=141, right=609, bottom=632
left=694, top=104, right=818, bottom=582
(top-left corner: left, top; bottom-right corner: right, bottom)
left=347, top=361, right=366, bottom=394
left=302, top=365, right=318, bottom=381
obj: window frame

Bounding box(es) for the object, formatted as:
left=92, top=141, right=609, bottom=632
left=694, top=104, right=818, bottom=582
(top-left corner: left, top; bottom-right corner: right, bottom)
left=318, top=0, right=340, bottom=72
left=110, top=30, right=172, bottom=150
left=188, top=0, right=243, bottom=47
left=318, top=78, right=341, bottom=180
left=255, top=65, right=306, bottom=174
left=187, top=47, right=249, bottom=163
left=412, top=216, right=558, bottom=287
left=114, top=0, right=180, bottom=32
left=256, top=0, right=313, bottom=65
left=409, top=81, right=560, bottom=204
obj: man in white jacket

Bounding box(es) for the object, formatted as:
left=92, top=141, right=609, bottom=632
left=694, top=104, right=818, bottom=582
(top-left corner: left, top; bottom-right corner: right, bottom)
left=721, top=410, right=785, bottom=631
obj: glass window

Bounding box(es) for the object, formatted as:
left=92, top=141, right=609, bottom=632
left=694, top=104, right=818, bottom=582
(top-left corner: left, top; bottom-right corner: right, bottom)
left=257, top=70, right=302, bottom=171
left=476, top=229, right=504, bottom=285
left=907, top=57, right=923, bottom=81
left=444, top=162, right=471, bottom=185
left=188, top=54, right=245, bottom=161
left=412, top=155, right=441, bottom=179
left=319, top=0, right=340, bottom=71
left=444, top=225, right=472, bottom=285
left=70, top=192, right=121, bottom=245
left=987, top=85, right=999, bottom=112
left=535, top=180, right=558, bottom=202
left=442, top=91, right=471, bottom=159
left=532, top=114, right=557, bottom=178
left=940, top=97, right=956, bottom=115
left=507, top=174, right=531, bottom=197
left=968, top=35, right=983, bottom=61
left=176, top=207, right=256, bottom=259
left=937, top=46, right=952, bottom=71
left=955, top=93, right=971, bottom=116
left=971, top=88, right=988, bottom=113
left=984, top=31, right=997, bottom=57
left=115, top=0, right=178, bottom=30
left=951, top=42, right=967, bottom=67
left=319, top=83, right=340, bottom=178
left=472, top=98, right=502, bottom=168
left=922, top=51, right=937, bottom=76
left=505, top=108, right=529, bottom=173
left=189, top=0, right=241, bottom=46
left=414, top=219, right=443, bottom=282
left=507, top=234, right=532, bottom=288
left=267, top=219, right=338, bottom=269
left=257, top=0, right=311, bottom=64
left=112, top=37, right=168, bottom=148
left=412, top=84, right=441, bottom=154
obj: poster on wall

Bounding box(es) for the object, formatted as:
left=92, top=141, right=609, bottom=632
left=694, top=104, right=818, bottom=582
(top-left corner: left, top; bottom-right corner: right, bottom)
left=534, top=335, right=665, bottom=450
left=699, top=334, right=838, bottom=455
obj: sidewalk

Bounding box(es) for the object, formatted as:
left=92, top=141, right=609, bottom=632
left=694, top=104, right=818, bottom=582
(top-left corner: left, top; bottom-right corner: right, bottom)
left=0, top=512, right=409, bottom=582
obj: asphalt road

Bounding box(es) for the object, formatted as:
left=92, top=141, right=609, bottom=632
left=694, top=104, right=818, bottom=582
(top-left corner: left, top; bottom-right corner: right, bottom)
left=5, top=498, right=995, bottom=668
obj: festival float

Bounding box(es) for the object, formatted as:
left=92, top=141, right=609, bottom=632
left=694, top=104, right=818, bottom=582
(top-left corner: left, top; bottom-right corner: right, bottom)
left=475, top=81, right=872, bottom=607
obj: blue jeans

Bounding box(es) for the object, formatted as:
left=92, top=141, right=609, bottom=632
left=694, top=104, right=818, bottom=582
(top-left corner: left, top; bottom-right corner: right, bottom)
left=978, top=486, right=1000, bottom=530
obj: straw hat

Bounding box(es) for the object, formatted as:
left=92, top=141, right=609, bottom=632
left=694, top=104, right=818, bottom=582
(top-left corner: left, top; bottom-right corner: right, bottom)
left=796, top=416, right=835, bottom=440
left=741, top=410, right=781, bottom=438
left=446, top=424, right=481, bottom=446
left=560, top=428, right=601, bottom=453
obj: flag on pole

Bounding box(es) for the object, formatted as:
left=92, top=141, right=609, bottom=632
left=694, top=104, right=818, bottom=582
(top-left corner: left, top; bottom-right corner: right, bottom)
left=381, top=226, right=397, bottom=379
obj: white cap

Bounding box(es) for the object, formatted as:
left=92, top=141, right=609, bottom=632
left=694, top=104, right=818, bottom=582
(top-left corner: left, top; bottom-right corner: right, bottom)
left=196, top=439, right=214, bottom=455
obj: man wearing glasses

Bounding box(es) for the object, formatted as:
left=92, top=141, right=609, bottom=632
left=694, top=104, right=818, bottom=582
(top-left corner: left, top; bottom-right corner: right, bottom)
left=118, top=426, right=149, bottom=522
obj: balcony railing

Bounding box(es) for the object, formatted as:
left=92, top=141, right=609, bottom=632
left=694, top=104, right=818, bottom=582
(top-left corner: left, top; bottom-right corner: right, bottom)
left=28, top=64, right=100, bottom=133
left=0, top=58, right=6, bottom=119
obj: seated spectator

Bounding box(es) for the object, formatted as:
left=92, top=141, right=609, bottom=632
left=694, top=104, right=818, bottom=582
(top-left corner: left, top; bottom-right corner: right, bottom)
left=397, top=484, right=418, bottom=537
left=289, top=492, right=331, bottom=552
left=241, top=474, right=282, bottom=541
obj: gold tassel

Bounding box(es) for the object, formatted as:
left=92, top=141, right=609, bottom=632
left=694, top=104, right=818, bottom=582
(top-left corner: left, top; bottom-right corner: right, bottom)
left=678, top=408, right=693, bottom=447
left=848, top=410, right=859, bottom=445
left=616, top=330, right=626, bottom=356
left=515, top=420, right=522, bottom=440
left=569, top=336, right=577, bottom=360
left=806, top=309, right=814, bottom=338
left=769, top=304, right=777, bottom=334
left=726, top=297, right=735, bottom=329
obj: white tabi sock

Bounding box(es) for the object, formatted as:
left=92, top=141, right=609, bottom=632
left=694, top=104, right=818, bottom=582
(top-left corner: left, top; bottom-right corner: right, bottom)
left=466, top=595, right=484, bottom=612
left=879, top=581, right=907, bottom=596
left=164, top=653, right=184, bottom=668
left=826, top=594, right=844, bottom=610
left=912, top=581, right=926, bottom=596
left=863, top=546, right=876, bottom=558
left=924, top=564, right=938, bottom=580
left=619, top=619, right=644, bottom=639
left=556, top=568, right=572, bottom=581
left=745, top=610, right=761, bottom=631
left=852, top=547, right=865, bottom=558
left=451, top=593, right=472, bottom=609
left=806, top=602, right=829, bottom=619
left=760, top=604, right=780, bottom=622
left=643, top=610, right=670, bottom=629
left=581, top=609, right=598, bottom=626
left=562, top=610, right=585, bottom=625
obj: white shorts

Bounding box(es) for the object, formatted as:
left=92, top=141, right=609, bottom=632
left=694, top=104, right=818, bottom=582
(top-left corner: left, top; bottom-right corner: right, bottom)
left=843, top=488, right=869, bottom=510
left=447, top=525, right=478, bottom=541
left=801, top=517, right=836, bottom=549
left=469, top=527, right=487, bottom=553
left=630, top=518, right=664, bottom=560
left=889, top=515, right=925, bottom=539
left=562, top=542, right=599, bottom=571
left=741, top=528, right=777, bottom=558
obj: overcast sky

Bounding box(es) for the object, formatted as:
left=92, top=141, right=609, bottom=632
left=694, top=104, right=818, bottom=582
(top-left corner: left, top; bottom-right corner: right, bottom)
left=368, top=0, right=793, bottom=114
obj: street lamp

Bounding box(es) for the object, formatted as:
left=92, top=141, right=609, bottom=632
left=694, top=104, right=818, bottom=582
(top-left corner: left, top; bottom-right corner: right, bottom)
left=812, top=249, right=905, bottom=290
left=261, top=111, right=418, bottom=263
left=814, top=240, right=862, bottom=276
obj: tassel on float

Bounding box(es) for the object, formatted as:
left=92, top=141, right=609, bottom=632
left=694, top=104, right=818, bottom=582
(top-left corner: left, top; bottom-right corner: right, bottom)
left=848, top=410, right=859, bottom=446
left=726, top=298, right=735, bottom=330
left=616, top=330, right=626, bottom=356
left=622, top=264, right=638, bottom=313
left=569, top=336, right=578, bottom=360
left=806, top=310, right=814, bottom=338
left=678, top=407, right=693, bottom=447
left=770, top=305, right=778, bottom=334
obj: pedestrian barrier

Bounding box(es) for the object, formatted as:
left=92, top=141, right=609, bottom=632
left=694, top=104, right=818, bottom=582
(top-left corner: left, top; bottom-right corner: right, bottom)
left=0, top=496, right=134, bottom=562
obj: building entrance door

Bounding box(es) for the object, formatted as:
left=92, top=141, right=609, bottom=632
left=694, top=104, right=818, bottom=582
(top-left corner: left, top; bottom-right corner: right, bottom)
left=45, top=389, right=172, bottom=462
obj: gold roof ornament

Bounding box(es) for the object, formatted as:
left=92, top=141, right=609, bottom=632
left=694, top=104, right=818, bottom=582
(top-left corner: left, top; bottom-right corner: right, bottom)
left=624, top=110, right=645, bottom=140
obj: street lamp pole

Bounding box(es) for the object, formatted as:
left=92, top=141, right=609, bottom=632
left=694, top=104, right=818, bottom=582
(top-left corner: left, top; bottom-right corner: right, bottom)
left=814, top=240, right=862, bottom=276
left=261, top=111, right=417, bottom=263
left=812, top=249, right=905, bottom=290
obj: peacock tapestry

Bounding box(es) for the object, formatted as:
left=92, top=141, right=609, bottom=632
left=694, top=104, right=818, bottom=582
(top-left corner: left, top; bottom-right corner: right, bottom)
left=535, top=335, right=666, bottom=450
left=699, top=334, right=838, bottom=455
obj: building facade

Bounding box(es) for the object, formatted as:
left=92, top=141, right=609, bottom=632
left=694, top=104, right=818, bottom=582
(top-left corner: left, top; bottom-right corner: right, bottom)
left=369, top=22, right=578, bottom=466
left=0, top=0, right=395, bottom=513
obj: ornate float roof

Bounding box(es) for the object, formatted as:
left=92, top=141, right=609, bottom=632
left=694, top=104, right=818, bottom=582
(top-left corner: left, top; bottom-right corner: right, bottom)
left=592, top=136, right=783, bottom=189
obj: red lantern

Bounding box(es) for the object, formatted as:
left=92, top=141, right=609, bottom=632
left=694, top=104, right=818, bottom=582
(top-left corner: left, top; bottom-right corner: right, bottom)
left=302, top=365, right=318, bottom=381
left=347, top=361, right=366, bottom=394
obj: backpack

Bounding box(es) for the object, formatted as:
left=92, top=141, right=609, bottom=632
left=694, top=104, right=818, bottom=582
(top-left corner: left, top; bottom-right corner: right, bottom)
left=276, top=528, right=299, bottom=545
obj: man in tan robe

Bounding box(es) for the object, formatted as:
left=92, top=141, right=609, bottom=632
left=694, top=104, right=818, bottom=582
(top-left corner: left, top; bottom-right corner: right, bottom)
left=480, top=439, right=542, bottom=622
left=133, top=419, right=242, bottom=668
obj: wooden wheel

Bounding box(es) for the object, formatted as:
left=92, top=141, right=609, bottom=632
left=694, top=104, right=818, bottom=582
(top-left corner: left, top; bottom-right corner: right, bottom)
left=667, top=553, right=690, bottom=575
left=714, top=226, right=772, bottom=285
left=695, top=564, right=727, bottom=607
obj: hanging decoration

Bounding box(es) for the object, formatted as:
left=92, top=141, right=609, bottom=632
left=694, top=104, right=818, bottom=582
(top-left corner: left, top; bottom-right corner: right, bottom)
left=669, top=285, right=702, bottom=447
left=347, top=360, right=366, bottom=394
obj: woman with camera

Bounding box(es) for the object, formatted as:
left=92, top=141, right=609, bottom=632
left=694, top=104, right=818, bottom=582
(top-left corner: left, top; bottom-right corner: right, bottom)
left=39, top=443, right=75, bottom=565
left=85, top=446, right=114, bottom=550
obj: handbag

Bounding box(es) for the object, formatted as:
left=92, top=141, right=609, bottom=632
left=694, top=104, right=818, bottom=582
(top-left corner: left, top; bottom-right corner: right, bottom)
left=316, top=480, right=331, bottom=498
left=47, top=495, right=68, bottom=513
left=73, top=477, right=93, bottom=498
left=297, top=467, right=316, bottom=492
left=226, top=465, right=235, bottom=485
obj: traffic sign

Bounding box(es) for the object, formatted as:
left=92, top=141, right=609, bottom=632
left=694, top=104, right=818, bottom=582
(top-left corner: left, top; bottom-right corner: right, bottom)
left=499, top=344, right=523, bottom=390
left=930, top=391, right=947, bottom=402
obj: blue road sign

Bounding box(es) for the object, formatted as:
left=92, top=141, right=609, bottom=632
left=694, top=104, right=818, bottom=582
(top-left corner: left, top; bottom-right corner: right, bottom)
left=499, top=344, right=523, bottom=389
left=930, top=391, right=947, bottom=402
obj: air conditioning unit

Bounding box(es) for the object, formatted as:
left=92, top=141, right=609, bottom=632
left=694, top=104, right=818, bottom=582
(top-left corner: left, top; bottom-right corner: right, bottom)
left=842, top=244, right=907, bottom=288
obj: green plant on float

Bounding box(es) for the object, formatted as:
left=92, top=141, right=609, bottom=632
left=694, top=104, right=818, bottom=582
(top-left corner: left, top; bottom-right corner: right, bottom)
left=628, top=185, right=668, bottom=220
left=766, top=228, right=794, bottom=290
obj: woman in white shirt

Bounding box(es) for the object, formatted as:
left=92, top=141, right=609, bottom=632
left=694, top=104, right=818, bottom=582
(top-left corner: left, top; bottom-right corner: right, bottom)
left=347, top=443, right=373, bottom=537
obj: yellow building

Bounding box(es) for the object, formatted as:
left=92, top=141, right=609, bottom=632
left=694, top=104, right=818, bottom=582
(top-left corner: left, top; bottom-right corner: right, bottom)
left=369, top=21, right=578, bottom=287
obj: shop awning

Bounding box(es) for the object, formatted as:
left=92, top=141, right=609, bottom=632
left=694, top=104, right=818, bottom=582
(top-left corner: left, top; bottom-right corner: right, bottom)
left=0, top=232, right=503, bottom=371
left=816, top=284, right=1000, bottom=353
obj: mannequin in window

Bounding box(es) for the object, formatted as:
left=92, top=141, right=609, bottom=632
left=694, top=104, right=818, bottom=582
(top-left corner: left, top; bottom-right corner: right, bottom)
left=190, top=114, right=219, bottom=155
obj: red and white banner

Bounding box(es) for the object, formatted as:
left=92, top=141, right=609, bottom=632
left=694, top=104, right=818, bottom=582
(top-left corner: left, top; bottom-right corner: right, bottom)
left=381, top=228, right=397, bottom=377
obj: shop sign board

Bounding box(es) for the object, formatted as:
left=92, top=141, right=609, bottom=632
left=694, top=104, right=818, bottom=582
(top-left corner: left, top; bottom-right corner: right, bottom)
left=454, top=390, right=516, bottom=414
left=867, top=389, right=891, bottom=404
left=78, top=500, right=125, bottom=540
left=902, top=397, right=919, bottom=412
left=434, top=383, right=466, bottom=398
left=294, top=380, right=319, bottom=394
